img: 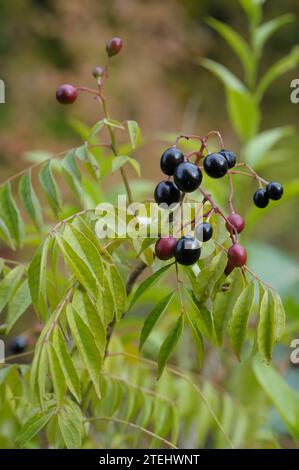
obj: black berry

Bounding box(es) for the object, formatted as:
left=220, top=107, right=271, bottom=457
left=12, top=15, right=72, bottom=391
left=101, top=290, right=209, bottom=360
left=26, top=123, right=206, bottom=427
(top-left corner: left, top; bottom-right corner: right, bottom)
left=253, top=189, right=269, bottom=208
left=203, top=153, right=228, bottom=178
left=175, top=236, right=201, bottom=266
left=155, top=237, right=177, bottom=260
left=174, top=162, right=202, bottom=192
left=154, top=181, right=181, bottom=207
left=9, top=336, right=27, bottom=354
left=106, top=37, right=123, bottom=57
left=219, top=149, right=236, bottom=169
left=195, top=222, right=213, bottom=242
left=160, top=147, right=184, bottom=176
left=266, top=182, right=283, bottom=201
left=56, top=84, right=77, bottom=105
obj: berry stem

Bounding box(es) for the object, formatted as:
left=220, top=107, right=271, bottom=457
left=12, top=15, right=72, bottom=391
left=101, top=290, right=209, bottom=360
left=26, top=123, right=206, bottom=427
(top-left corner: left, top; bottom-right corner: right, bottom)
left=205, top=130, right=224, bottom=149
left=98, top=85, right=133, bottom=205
left=243, top=265, right=274, bottom=291
left=234, top=163, right=268, bottom=186
left=199, top=187, right=238, bottom=242
left=76, top=86, right=99, bottom=96
left=175, top=262, right=185, bottom=314
left=228, top=172, right=235, bottom=213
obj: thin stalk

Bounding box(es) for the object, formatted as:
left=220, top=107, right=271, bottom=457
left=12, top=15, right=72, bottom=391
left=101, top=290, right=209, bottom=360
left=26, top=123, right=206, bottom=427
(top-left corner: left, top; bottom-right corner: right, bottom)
left=99, top=92, right=133, bottom=204
left=86, top=416, right=178, bottom=449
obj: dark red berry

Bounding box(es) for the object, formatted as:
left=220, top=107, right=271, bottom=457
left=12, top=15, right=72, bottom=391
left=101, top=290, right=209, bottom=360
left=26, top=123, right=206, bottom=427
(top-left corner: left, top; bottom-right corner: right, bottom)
left=160, top=147, right=184, bottom=176
left=227, top=244, right=247, bottom=268
left=253, top=189, right=269, bottom=208
left=203, top=153, right=228, bottom=178
left=106, top=37, right=123, bottom=57
left=56, top=84, right=77, bottom=105
left=175, top=236, right=201, bottom=266
left=266, top=182, right=283, bottom=201
left=219, top=149, right=236, bottom=169
left=174, top=162, right=202, bottom=192
left=195, top=222, right=213, bottom=242
left=9, top=336, right=28, bottom=354
left=154, top=181, right=181, bottom=207
left=224, top=260, right=234, bottom=276
left=92, top=66, right=104, bottom=78
left=226, top=213, right=245, bottom=234
left=155, top=237, right=177, bottom=260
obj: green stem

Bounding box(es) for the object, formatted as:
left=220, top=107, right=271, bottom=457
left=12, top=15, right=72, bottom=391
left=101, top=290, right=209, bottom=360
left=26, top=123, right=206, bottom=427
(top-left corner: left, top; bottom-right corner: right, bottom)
left=100, top=97, right=133, bottom=204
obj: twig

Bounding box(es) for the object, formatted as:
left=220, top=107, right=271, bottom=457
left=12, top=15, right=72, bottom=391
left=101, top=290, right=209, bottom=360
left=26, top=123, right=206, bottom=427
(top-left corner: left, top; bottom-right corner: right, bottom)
left=243, top=265, right=274, bottom=291
left=205, top=130, right=224, bottom=149
left=228, top=172, right=235, bottom=213
left=97, top=79, right=133, bottom=204
left=103, top=372, right=175, bottom=407
left=85, top=416, right=178, bottom=449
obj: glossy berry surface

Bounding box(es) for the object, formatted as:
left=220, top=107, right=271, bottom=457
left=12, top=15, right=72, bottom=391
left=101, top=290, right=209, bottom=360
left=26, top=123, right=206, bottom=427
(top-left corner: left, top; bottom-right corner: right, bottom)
left=227, top=244, right=247, bottom=268
left=219, top=149, right=236, bottom=169
left=155, top=237, right=177, bottom=260
left=253, top=189, right=269, bottom=208
left=195, top=222, right=213, bottom=242
left=154, top=181, right=180, bottom=207
left=9, top=336, right=27, bottom=354
left=174, top=162, right=202, bottom=192
left=56, top=84, right=77, bottom=105
left=266, top=182, right=283, bottom=200
left=203, top=153, right=228, bottom=178
left=226, top=213, right=245, bottom=234
left=175, top=236, right=201, bottom=266
left=106, top=37, right=123, bottom=57
left=160, top=147, right=184, bottom=176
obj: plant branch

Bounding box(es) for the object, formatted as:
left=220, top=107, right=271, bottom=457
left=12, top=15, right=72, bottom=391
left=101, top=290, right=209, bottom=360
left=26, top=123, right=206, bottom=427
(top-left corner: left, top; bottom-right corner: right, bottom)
left=98, top=87, right=133, bottom=204
left=85, top=416, right=178, bottom=449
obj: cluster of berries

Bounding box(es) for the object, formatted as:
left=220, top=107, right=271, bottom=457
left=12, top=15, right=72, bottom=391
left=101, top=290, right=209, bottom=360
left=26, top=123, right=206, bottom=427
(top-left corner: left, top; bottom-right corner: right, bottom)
left=154, top=143, right=283, bottom=272
left=55, top=37, right=123, bottom=105
left=253, top=182, right=283, bottom=208
left=154, top=147, right=238, bottom=267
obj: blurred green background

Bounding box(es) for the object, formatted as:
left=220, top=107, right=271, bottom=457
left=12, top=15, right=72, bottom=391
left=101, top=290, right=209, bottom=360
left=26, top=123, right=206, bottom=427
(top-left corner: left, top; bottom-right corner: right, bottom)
left=0, top=0, right=298, bottom=258
left=0, top=0, right=299, bottom=449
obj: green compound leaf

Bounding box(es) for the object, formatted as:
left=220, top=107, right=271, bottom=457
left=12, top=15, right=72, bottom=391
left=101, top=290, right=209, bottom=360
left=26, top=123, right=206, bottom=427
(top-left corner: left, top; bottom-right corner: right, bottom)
left=16, top=405, right=55, bottom=448
left=127, top=120, right=141, bottom=149
left=139, top=291, right=175, bottom=350
left=213, top=269, right=244, bottom=345
left=257, top=289, right=275, bottom=362
left=19, top=170, right=43, bottom=232
left=39, top=160, right=62, bottom=215
left=0, top=182, right=25, bottom=247
left=129, top=263, right=172, bottom=309
left=157, top=315, right=184, bottom=379
left=28, top=238, right=50, bottom=319
left=6, top=279, right=31, bottom=333
left=47, top=343, right=66, bottom=409
left=229, top=281, right=255, bottom=360
left=67, top=304, right=102, bottom=399
left=52, top=326, right=81, bottom=403
left=0, top=265, right=24, bottom=315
